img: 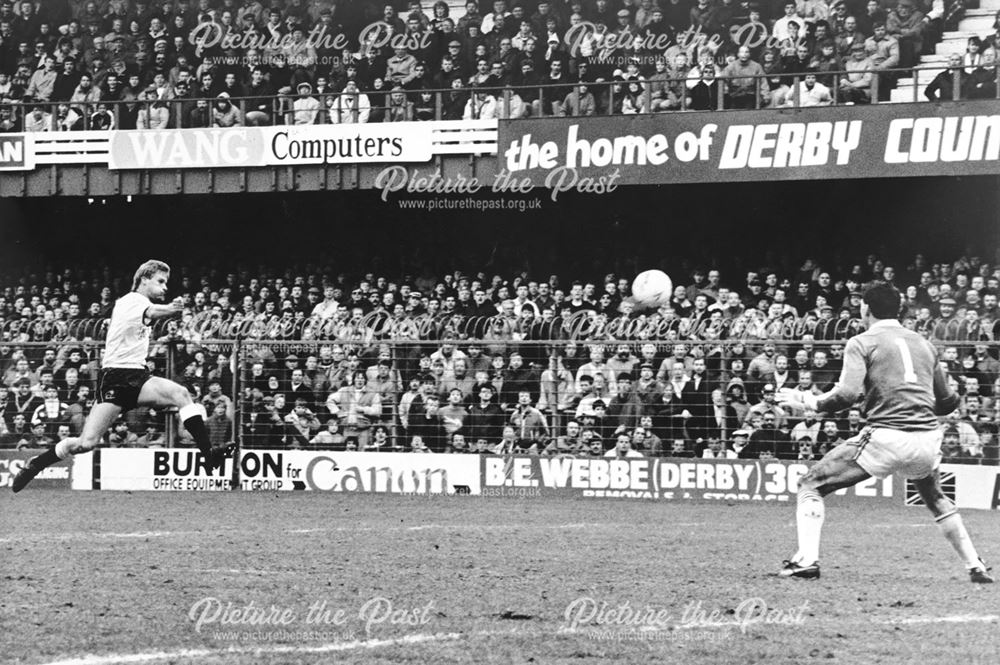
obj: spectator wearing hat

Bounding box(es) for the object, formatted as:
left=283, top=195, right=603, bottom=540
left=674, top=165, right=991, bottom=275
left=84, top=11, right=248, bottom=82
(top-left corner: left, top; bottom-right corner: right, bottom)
left=839, top=41, right=873, bottom=103
left=634, top=361, right=665, bottom=408
left=933, top=296, right=960, bottom=339
left=744, top=383, right=789, bottom=429
left=384, top=84, right=414, bottom=121
left=137, top=85, right=170, bottom=128
left=290, top=81, right=320, bottom=124
left=212, top=91, right=243, bottom=126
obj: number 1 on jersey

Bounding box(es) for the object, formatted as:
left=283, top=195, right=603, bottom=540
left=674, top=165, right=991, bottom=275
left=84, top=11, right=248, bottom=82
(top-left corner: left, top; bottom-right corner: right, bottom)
left=894, top=339, right=918, bottom=383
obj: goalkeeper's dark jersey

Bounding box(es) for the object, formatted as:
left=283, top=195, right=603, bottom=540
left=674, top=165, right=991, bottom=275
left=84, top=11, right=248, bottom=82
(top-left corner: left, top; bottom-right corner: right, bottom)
left=819, top=320, right=958, bottom=431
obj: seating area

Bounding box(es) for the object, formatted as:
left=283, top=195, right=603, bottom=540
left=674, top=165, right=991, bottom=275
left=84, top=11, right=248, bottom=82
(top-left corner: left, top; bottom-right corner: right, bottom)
left=2, top=0, right=998, bottom=132
left=893, top=0, right=1000, bottom=101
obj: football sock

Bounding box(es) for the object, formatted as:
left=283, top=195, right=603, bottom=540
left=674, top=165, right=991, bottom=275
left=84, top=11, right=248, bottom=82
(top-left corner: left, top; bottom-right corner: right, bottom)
left=795, top=489, right=825, bottom=565
left=935, top=511, right=982, bottom=570
left=179, top=403, right=212, bottom=456
left=33, top=445, right=63, bottom=468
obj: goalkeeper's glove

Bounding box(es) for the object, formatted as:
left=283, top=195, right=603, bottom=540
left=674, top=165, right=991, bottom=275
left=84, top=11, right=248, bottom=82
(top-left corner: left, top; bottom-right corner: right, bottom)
left=776, top=387, right=819, bottom=413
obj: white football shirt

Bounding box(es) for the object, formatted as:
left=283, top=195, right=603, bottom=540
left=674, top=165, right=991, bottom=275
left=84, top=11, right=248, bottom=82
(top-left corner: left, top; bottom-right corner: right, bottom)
left=102, top=292, right=152, bottom=369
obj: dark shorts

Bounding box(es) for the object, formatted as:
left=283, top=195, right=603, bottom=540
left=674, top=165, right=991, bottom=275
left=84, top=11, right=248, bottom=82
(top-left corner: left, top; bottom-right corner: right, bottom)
left=97, top=368, right=152, bottom=411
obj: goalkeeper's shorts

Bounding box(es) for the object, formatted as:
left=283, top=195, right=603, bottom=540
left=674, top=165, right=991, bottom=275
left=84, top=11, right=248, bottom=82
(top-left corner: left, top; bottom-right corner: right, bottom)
left=849, top=427, right=942, bottom=480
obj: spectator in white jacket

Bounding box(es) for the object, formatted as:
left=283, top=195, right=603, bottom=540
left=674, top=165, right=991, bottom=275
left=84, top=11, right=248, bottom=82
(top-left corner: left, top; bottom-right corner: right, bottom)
left=781, top=71, right=833, bottom=106
left=463, top=89, right=497, bottom=120
left=292, top=81, right=321, bottom=124
left=328, top=81, right=371, bottom=124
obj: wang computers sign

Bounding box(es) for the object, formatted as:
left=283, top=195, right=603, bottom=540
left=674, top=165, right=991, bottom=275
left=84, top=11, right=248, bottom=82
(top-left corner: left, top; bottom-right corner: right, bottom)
left=108, top=124, right=433, bottom=170
left=0, top=135, right=33, bottom=171
left=498, top=100, right=1000, bottom=186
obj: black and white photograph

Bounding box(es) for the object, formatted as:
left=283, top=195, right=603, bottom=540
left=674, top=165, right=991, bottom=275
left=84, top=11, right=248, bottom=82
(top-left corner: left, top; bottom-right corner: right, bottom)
left=0, top=0, right=998, bottom=662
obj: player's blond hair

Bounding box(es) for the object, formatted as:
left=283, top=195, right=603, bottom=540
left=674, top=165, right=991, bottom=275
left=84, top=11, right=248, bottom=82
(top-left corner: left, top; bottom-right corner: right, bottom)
left=132, top=260, right=171, bottom=291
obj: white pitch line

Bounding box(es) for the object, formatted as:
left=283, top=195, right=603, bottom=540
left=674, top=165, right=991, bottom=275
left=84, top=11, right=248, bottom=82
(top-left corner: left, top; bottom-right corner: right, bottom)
left=5, top=521, right=707, bottom=543
left=880, top=615, right=999, bottom=625
left=0, top=530, right=199, bottom=542
left=189, top=568, right=288, bottom=575
left=39, top=624, right=738, bottom=665
left=38, top=632, right=466, bottom=665
left=46, top=614, right=996, bottom=665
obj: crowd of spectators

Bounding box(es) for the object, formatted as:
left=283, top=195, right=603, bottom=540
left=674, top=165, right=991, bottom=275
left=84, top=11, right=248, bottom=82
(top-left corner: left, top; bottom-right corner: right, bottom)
left=0, top=0, right=994, bottom=132
left=1, top=249, right=999, bottom=464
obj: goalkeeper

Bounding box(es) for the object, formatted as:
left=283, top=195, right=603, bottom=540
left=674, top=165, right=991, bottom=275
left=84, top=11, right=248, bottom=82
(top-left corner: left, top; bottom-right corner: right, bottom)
left=775, top=284, right=992, bottom=583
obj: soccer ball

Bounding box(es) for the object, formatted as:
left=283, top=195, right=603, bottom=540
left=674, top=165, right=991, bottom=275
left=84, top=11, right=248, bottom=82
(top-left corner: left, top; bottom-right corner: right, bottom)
left=631, top=270, right=673, bottom=309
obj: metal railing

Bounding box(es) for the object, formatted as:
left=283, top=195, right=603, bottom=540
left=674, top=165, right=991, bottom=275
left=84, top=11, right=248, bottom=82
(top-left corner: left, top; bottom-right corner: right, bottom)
left=4, top=311, right=999, bottom=345
left=2, top=64, right=996, bottom=132
left=2, top=337, right=999, bottom=464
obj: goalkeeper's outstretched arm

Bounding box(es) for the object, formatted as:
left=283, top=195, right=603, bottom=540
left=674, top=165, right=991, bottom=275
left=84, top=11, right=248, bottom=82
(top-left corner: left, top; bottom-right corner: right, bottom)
left=931, top=358, right=960, bottom=416
left=779, top=338, right=865, bottom=414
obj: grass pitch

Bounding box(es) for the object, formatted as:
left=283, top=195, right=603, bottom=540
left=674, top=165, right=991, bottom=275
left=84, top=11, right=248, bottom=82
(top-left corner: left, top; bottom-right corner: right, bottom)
left=1, top=490, right=997, bottom=665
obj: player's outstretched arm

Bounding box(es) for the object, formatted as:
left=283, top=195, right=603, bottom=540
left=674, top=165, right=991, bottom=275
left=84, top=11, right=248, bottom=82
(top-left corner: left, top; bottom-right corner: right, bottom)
left=145, top=298, right=185, bottom=321
left=778, top=339, right=864, bottom=415
left=931, top=359, right=960, bottom=416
